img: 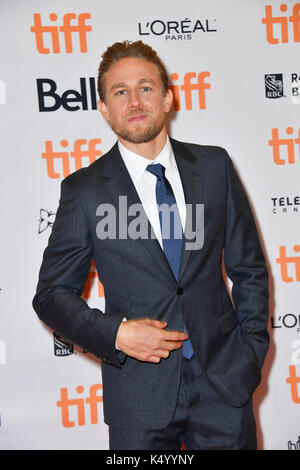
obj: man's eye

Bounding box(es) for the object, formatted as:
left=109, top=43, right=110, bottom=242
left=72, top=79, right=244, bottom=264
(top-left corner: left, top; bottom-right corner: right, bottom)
left=141, top=86, right=151, bottom=92
left=116, top=90, right=126, bottom=95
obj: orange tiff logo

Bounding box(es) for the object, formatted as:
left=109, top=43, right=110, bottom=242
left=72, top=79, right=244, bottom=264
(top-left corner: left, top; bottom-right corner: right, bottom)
left=82, top=260, right=104, bottom=299
left=30, top=13, right=92, bottom=53
left=170, top=72, right=211, bottom=110
left=42, top=138, right=102, bottom=178
left=268, top=127, right=300, bottom=165
left=262, top=3, right=300, bottom=44
left=286, top=366, right=300, bottom=403
left=57, top=384, right=103, bottom=427
left=276, top=245, right=300, bottom=282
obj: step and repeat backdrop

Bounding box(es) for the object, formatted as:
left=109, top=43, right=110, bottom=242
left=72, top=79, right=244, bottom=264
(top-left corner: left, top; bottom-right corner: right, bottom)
left=0, top=0, right=299, bottom=450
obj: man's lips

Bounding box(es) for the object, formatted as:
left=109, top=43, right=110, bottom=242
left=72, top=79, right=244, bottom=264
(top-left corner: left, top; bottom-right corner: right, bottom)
left=127, top=114, right=148, bottom=123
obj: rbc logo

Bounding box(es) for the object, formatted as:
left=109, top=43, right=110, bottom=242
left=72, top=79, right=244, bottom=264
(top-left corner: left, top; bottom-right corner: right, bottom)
left=264, top=74, right=284, bottom=99
left=53, top=333, right=74, bottom=357
left=30, top=13, right=92, bottom=53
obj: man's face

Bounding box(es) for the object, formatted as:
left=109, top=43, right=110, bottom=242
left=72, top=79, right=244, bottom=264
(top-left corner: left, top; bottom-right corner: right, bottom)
left=98, top=57, right=172, bottom=145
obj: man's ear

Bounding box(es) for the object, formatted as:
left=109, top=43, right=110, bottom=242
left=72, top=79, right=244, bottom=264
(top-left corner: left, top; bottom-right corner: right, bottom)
left=98, top=99, right=110, bottom=122
left=164, top=88, right=173, bottom=113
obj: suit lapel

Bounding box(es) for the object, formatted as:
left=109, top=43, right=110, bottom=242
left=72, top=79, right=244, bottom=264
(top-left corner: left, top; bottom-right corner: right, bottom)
left=102, top=143, right=175, bottom=280
left=170, top=139, right=205, bottom=281
left=101, top=139, right=205, bottom=283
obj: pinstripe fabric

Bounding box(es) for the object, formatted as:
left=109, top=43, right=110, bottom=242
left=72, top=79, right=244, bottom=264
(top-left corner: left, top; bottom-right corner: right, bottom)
left=33, top=138, right=269, bottom=433
left=109, top=356, right=257, bottom=450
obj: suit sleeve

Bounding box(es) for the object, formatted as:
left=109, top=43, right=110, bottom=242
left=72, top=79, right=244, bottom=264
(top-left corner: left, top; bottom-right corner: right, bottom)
left=32, top=177, right=124, bottom=367
left=223, top=152, right=269, bottom=370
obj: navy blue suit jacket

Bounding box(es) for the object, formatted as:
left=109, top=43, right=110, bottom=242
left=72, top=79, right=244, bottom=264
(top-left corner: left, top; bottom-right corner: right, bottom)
left=33, top=138, right=269, bottom=429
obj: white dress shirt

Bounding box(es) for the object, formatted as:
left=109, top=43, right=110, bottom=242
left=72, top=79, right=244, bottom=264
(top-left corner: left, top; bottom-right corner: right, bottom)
left=118, top=136, right=186, bottom=248
left=116, top=137, right=187, bottom=347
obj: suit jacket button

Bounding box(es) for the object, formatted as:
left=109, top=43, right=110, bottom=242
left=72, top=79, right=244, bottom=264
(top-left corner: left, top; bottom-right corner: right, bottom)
left=177, top=287, right=183, bottom=295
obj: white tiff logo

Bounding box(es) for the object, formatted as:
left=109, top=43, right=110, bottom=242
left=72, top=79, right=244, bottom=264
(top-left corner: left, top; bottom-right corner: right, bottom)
left=0, top=81, right=6, bottom=105
left=0, top=341, right=6, bottom=364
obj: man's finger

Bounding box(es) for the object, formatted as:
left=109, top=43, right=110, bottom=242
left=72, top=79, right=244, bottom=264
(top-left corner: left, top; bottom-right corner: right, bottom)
left=163, top=330, right=189, bottom=342
left=161, top=340, right=184, bottom=351
left=146, top=319, right=168, bottom=329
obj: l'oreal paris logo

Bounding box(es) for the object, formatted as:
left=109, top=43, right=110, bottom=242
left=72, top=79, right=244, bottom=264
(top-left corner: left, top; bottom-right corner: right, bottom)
left=138, top=17, right=217, bottom=41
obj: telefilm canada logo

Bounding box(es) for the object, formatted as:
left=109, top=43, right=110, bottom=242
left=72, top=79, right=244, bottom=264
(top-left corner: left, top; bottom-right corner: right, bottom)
left=138, top=17, right=217, bottom=41
left=271, top=195, right=300, bottom=214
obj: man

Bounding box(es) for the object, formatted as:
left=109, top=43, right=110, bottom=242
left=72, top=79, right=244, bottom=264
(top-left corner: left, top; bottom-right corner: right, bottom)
left=33, top=40, right=269, bottom=450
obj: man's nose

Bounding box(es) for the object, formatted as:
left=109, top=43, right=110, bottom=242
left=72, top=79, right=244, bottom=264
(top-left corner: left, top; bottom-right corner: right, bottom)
left=128, top=90, right=143, bottom=109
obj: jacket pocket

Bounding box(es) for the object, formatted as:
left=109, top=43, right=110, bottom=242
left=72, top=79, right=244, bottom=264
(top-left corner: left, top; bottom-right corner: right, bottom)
left=219, top=308, right=238, bottom=335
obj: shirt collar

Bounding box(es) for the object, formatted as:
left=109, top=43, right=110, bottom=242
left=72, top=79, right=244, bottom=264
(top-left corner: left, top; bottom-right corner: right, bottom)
left=118, top=136, right=175, bottom=182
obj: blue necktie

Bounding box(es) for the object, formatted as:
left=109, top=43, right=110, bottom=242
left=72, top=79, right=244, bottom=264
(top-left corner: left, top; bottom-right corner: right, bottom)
left=146, top=163, right=194, bottom=359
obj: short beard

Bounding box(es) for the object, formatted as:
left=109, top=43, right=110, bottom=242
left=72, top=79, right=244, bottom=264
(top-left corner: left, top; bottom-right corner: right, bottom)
left=111, top=115, right=165, bottom=144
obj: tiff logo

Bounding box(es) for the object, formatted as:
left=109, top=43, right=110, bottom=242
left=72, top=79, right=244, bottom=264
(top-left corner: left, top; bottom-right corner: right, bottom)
left=286, top=366, right=300, bottom=404
left=170, top=72, right=211, bottom=110
left=0, top=341, right=6, bottom=365
left=30, top=13, right=92, bottom=53
left=286, top=341, right=300, bottom=404
left=57, top=384, right=103, bottom=427
left=0, top=80, right=5, bottom=104
left=42, top=138, right=102, bottom=178
left=268, top=127, right=300, bottom=165
left=262, top=3, right=300, bottom=44
left=276, top=245, right=300, bottom=282
left=82, top=260, right=104, bottom=300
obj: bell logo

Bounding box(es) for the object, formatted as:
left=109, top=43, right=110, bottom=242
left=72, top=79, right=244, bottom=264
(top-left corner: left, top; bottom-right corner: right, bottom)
left=36, top=78, right=97, bottom=112
left=170, top=72, right=211, bottom=110
left=276, top=245, right=300, bottom=282
left=268, top=127, right=300, bottom=165
left=57, top=384, right=103, bottom=427
left=30, top=13, right=92, bottom=53
left=262, top=3, right=300, bottom=44
left=42, top=138, right=102, bottom=178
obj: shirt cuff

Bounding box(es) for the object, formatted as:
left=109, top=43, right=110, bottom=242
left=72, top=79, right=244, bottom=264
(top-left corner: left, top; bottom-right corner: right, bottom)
left=115, top=317, right=127, bottom=350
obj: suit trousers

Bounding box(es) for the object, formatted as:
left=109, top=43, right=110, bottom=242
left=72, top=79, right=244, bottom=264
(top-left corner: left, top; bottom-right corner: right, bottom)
left=108, top=355, right=257, bottom=450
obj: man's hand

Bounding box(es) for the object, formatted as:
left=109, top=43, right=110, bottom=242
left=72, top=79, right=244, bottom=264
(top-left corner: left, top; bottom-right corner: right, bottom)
left=116, top=318, right=189, bottom=363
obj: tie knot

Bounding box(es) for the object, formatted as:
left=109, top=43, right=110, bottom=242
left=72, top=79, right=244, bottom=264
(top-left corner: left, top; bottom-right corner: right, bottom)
left=146, top=163, right=165, bottom=180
